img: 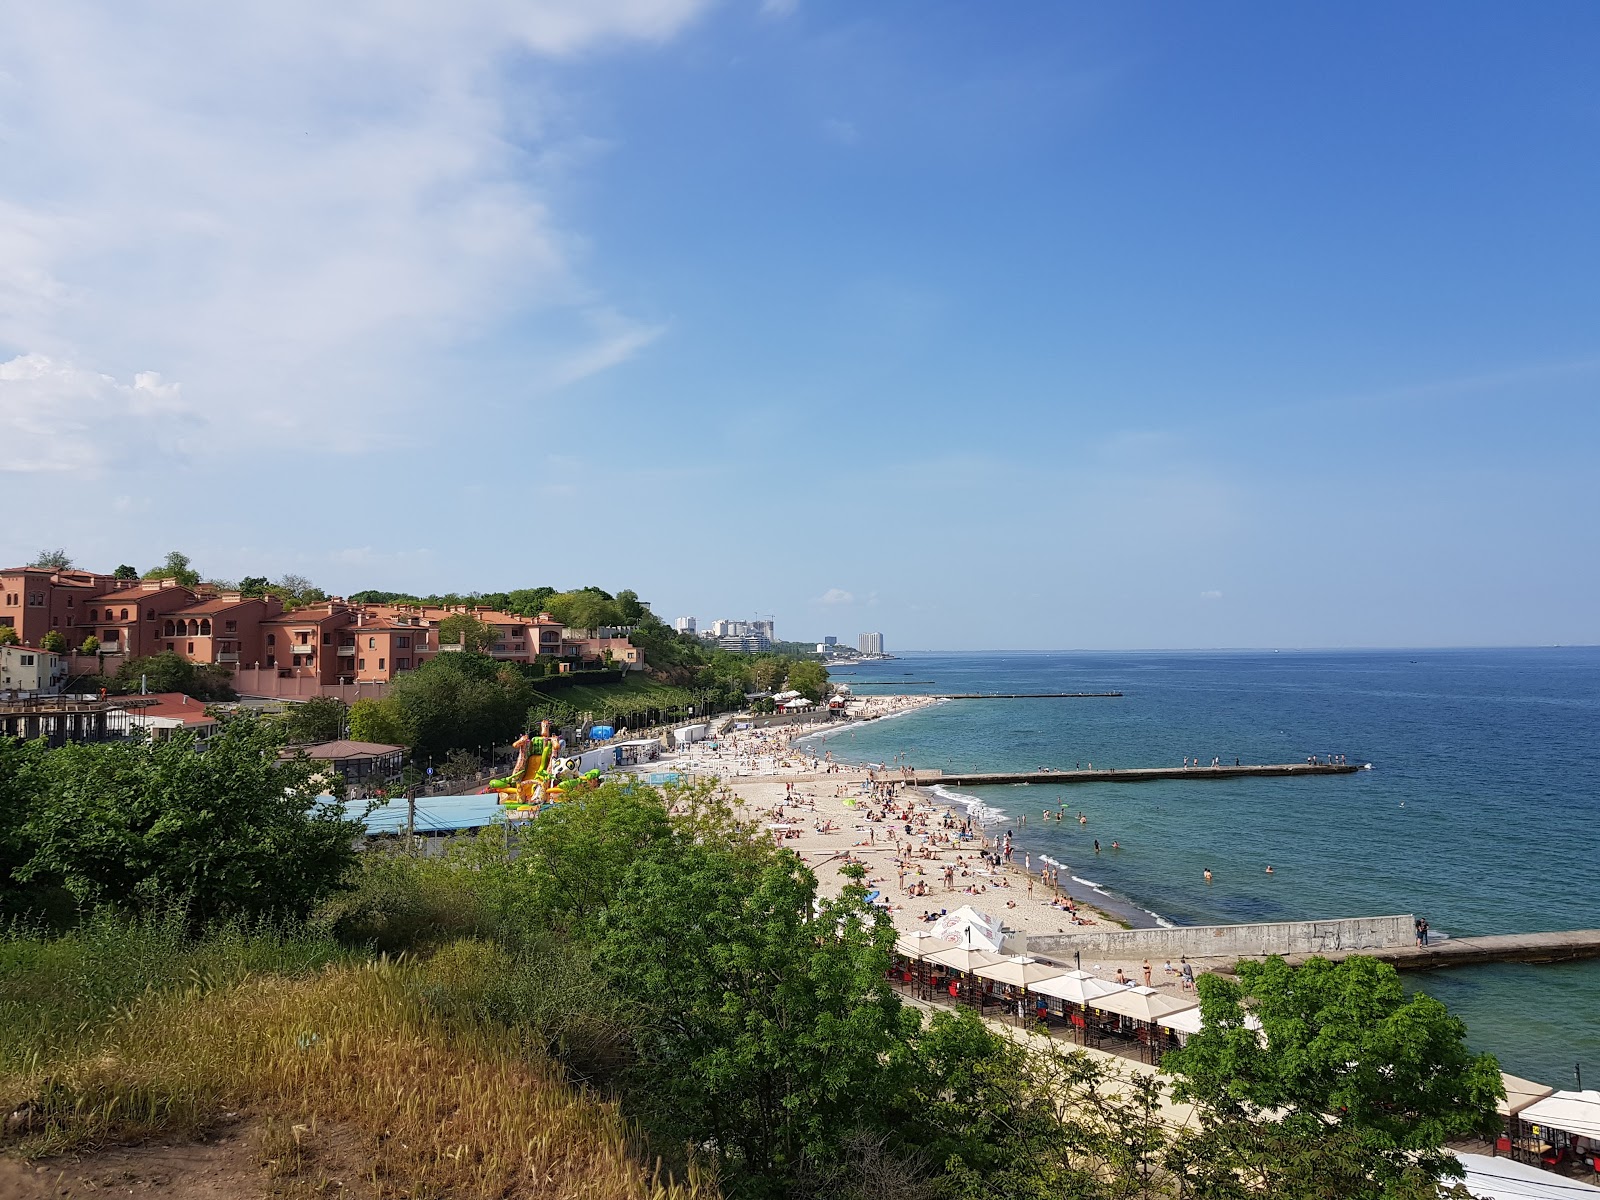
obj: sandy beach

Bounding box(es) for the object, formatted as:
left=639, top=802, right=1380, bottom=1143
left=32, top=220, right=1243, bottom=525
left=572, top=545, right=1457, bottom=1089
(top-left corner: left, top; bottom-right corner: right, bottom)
left=659, top=695, right=1215, bottom=999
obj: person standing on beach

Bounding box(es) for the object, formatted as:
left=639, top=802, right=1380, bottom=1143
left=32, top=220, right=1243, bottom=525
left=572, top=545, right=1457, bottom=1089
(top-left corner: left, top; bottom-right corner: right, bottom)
left=1142, top=959, right=1152, bottom=986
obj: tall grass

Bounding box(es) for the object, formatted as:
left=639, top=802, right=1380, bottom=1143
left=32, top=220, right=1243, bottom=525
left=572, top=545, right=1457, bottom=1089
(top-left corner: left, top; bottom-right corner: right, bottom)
left=2, top=957, right=712, bottom=1200
left=0, top=907, right=349, bottom=1071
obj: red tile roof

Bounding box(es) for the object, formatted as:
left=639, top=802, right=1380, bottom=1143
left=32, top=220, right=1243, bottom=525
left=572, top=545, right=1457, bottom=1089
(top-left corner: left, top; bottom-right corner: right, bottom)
left=117, top=692, right=218, bottom=725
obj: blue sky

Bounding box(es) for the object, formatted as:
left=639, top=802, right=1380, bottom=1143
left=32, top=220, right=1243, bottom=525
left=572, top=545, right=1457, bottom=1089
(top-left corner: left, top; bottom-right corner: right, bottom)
left=2, top=2, right=1597, bottom=649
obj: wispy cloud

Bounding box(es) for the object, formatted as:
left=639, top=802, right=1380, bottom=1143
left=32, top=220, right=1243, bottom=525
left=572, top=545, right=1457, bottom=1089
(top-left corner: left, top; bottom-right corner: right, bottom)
left=0, top=354, right=196, bottom=474
left=817, top=587, right=855, bottom=605
left=0, top=1, right=711, bottom=468
left=1199, top=590, right=1223, bottom=601
left=760, top=0, right=800, bottom=18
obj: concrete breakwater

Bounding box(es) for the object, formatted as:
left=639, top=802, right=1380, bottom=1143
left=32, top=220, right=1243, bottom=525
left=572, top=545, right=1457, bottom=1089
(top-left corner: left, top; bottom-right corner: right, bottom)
left=914, top=761, right=1365, bottom=787
left=1026, top=914, right=1416, bottom=962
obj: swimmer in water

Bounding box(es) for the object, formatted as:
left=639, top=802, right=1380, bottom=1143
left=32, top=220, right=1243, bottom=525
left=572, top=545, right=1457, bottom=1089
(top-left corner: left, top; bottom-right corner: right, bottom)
left=1111, top=841, right=1120, bottom=849
left=1204, top=868, right=1213, bottom=883
left=1093, top=839, right=1101, bottom=853
left=1265, top=865, right=1274, bottom=874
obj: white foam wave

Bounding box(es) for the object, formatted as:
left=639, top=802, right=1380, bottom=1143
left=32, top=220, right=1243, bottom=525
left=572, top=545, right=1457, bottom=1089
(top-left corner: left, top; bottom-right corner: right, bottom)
left=931, top=783, right=1006, bottom=825
left=1070, top=874, right=1104, bottom=892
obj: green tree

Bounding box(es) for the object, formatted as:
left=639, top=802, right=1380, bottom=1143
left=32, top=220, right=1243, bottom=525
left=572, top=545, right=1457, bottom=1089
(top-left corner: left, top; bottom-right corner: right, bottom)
left=110, top=652, right=233, bottom=701
left=238, top=575, right=271, bottom=597
left=39, top=629, right=67, bottom=653
left=512, top=781, right=674, bottom=934
left=1165, top=954, right=1503, bottom=1198
left=785, top=659, right=830, bottom=702
left=436, top=613, right=499, bottom=654
left=143, top=551, right=201, bottom=588
left=598, top=845, right=912, bottom=1195
left=19, top=718, right=361, bottom=923
left=0, top=738, right=48, bottom=913
left=78, top=635, right=100, bottom=655
left=282, top=696, right=346, bottom=744
left=0, top=625, right=18, bottom=646
left=29, top=549, right=73, bottom=570
left=545, top=588, right=626, bottom=631
left=273, top=573, right=327, bottom=610
left=348, top=697, right=415, bottom=748
left=112, top=564, right=139, bottom=580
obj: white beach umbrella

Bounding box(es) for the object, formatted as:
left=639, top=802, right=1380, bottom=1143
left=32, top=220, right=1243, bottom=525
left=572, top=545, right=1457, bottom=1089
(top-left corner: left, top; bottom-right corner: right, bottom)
left=1518, top=1090, right=1600, bottom=1140
left=973, top=955, right=1066, bottom=989
left=894, top=932, right=958, bottom=961
left=1030, top=969, right=1122, bottom=1006
left=1089, top=985, right=1197, bottom=1024
left=924, top=944, right=1004, bottom=974
left=928, top=905, right=1007, bottom=952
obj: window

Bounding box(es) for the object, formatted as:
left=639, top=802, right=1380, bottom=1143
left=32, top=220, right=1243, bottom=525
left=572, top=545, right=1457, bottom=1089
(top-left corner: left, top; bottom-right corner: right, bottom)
left=167, top=642, right=175, bottom=651
left=66, top=596, right=74, bottom=607
left=102, top=629, right=119, bottom=642
left=28, top=592, right=44, bottom=606
left=396, top=635, right=410, bottom=648
left=225, top=620, right=236, bottom=632
left=187, top=642, right=194, bottom=653
left=266, top=634, right=276, bottom=646
left=322, top=632, right=331, bottom=644
left=120, top=608, right=129, bottom=621
left=365, top=636, right=374, bottom=648
left=358, top=658, right=366, bottom=669
left=89, top=609, right=99, bottom=621
left=20, top=655, right=33, bottom=666
left=396, top=657, right=410, bottom=670
left=298, top=632, right=309, bottom=644
left=146, top=608, right=155, bottom=620
left=52, top=616, right=59, bottom=627
left=378, top=658, right=385, bottom=670
left=266, top=655, right=275, bottom=667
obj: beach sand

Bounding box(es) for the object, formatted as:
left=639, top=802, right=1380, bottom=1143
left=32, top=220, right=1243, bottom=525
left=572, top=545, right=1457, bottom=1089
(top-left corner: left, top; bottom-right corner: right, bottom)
left=658, top=696, right=1219, bottom=998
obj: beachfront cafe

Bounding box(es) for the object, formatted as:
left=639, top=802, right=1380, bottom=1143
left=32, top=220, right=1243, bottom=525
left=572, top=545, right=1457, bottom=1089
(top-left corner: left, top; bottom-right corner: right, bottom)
left=1506, top=1088, right=1600, bottom=1175
left=971, top=955, right=1066, bottom=1024
left=923, top=943, right=1005, bottom=1008
left=1084, top=985, right=1199, bottom=1064
left=1031, top=969, right=1126, bottom=1039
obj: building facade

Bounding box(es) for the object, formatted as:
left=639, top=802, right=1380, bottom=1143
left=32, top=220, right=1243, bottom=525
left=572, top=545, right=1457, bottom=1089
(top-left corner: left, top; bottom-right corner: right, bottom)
left=0, top=643, right=67, bottom=696
left=858, top=631, right=885, bottom=655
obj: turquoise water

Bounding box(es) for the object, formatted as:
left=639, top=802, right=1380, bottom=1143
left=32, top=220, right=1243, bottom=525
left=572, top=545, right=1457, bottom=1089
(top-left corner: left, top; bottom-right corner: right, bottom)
left=801, top=648, right=1599, bottom=1088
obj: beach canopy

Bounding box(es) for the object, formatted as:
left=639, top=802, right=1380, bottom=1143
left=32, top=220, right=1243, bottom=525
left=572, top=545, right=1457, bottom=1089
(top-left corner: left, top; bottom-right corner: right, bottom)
left=1030, top=969, right=1123, bottom=1006
left=895, top=932, right=958, bottom=961
left=924, top=944, right=1004, bottom=974
left=1498, top=1073, right=1556, bottom=1119
left=1089, top=985, right=1198, bottom=1024
left=1156, top=1008, right=1263, bottom=1037
left=973, top=955, right=1065, bottom=989
left=1518, top=1089, right=1600, bottom=1140
left=928, top=905, right=1007, bottom=952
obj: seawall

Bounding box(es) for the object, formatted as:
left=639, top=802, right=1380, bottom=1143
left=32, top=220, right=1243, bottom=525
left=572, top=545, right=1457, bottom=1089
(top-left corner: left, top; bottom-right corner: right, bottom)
left=1027, top=913, right=1415, bottom=961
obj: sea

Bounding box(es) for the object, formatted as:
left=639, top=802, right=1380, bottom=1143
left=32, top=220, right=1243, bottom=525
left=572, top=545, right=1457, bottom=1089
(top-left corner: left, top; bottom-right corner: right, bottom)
left=795, top=647, right=1600, bottom=1089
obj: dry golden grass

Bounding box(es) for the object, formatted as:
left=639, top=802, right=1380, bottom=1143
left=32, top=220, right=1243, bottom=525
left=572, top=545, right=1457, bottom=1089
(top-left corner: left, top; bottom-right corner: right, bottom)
left=2, top=960, right=714, bottom=1200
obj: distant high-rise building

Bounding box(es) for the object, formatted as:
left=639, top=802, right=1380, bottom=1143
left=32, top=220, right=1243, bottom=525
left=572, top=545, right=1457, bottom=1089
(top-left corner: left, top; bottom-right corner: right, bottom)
left=823, top=636, right=837, bottom=646
left=674, top=616, right=697, bottom=634
left=858, top=632, right=884, bottom=655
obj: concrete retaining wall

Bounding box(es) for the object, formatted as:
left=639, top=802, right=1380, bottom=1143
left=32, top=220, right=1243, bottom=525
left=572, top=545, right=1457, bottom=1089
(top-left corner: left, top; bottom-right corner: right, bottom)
left=1027, top=914, right=1415, bottom=961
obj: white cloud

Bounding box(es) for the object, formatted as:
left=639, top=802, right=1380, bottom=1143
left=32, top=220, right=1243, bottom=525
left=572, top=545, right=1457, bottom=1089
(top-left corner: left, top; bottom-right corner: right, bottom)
left=0, top=354, right=196, bottom=474
left=1199, top=590, right=1223, bottom=601
left=0, top=1, right=710, bottom=459
left=761, top=0, right=800, bottom=18
left=817, top=587, right=855, bottom=605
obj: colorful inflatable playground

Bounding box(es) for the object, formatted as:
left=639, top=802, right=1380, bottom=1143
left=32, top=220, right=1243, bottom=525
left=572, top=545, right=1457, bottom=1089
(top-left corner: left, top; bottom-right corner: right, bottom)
left=484, top=719, right=604, bottom=816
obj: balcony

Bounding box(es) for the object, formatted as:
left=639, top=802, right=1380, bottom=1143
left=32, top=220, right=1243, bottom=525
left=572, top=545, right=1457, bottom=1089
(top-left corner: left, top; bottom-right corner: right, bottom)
left=336, top=644, right=356, bottom=656
left=217, top=652, right=239, bottom=664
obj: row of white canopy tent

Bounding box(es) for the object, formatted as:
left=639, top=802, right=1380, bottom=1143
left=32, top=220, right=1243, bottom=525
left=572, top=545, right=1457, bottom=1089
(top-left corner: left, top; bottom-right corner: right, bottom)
left=894, top=929, right=1200, bottom=1026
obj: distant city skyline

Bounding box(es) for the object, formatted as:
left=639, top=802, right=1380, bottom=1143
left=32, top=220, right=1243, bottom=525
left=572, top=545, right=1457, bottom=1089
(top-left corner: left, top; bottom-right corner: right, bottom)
left=2, top=4, right=1596, bottom=650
